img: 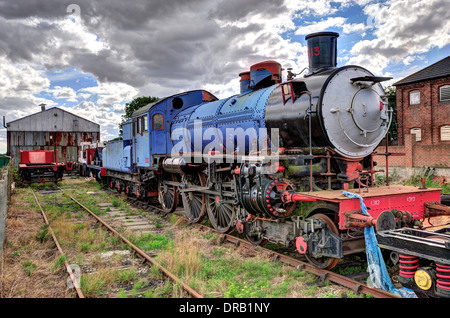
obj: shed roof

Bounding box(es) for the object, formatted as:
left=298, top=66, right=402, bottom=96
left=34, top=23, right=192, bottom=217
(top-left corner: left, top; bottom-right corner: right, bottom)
left=6, top=107, right=100, bottom=132
left=394, top=55, right=450, bottom=86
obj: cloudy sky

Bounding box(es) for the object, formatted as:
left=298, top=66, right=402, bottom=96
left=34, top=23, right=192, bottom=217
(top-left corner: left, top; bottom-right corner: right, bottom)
left=0, top=0, right=449, bottom=153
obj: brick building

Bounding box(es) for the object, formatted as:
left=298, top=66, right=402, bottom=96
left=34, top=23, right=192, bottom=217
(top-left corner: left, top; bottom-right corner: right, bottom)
left=375, top=56, right=450, bottom=168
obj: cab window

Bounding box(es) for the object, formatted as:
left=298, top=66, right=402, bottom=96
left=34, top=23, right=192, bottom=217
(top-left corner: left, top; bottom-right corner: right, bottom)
left=153, top=114, right=164, bottom=130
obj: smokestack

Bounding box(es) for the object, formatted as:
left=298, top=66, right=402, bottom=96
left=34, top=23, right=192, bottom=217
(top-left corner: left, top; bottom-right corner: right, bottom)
left=239, top=71, right=251, bottom=94
left=305, top=32, right=339, bottom=74
left=39, top=103, right=46, bottom=112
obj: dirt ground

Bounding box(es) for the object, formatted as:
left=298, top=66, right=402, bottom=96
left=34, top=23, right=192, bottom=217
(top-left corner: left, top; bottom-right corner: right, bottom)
left=0, top=187, right=74, bottom=298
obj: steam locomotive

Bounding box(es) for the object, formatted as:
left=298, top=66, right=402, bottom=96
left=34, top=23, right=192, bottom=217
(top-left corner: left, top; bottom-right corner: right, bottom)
left=80, top=32, right=449, bottom=297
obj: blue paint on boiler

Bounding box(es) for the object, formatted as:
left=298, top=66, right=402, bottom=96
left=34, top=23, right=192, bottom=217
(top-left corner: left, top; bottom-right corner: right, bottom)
left=171, top=85, right=277, bottom=155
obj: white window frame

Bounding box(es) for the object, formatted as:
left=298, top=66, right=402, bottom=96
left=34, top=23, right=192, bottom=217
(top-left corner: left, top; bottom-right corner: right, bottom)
left=409, top=90, right=420, bottom=105
left=410, top=128, right=422, bottom=141
left=440, top=125, right=450, bottom=141
left=439, top=85, right=450, bottom=102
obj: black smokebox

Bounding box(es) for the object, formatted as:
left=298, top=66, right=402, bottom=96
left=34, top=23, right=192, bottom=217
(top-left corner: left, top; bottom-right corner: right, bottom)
left=305, top=32, right=339, bottom=74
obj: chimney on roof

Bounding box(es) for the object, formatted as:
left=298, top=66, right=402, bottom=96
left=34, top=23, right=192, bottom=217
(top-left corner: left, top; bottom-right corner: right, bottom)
left=39, top=103, right=46, bottom=112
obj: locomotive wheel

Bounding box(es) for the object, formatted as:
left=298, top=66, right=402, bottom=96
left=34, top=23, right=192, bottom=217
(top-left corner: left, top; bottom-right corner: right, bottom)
left=158, top=174, right=179, bottom=213
left=206, top=171, right=237, bottom=233
left=246, top=233, right=268, bottom=246
left=304, top=213, right=340, bottom=270
left=181, top=172, right=207, bottom=223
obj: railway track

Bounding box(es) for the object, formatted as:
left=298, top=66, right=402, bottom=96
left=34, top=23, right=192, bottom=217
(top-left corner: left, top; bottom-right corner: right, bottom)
left=195, top=223, right=398, bottom=298
left=34, top=180, right=398, bottom=299
left=66, top=193, right=203, bottom=298
left=31, top=189, right=85, bottom=298
left=31, top=186, right=203, bottom=298
left=124, top=194, right=400, bottom=298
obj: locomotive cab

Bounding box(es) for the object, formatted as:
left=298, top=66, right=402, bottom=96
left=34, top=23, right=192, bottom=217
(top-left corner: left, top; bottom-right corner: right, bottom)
left=130, top=90, right=218, bottom=168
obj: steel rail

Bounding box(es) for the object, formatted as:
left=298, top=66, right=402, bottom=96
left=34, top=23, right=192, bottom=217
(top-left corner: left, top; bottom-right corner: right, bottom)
left=194, top=223, right=400, bottom=299
left=66, top=193, right=204, bottom=298
left=112, top=187, right=400, bottom=298
left=31, top=189, right=85, bottom=298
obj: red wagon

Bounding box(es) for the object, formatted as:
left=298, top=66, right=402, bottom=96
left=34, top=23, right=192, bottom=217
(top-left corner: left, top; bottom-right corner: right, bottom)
left=18, top=150, right=66, bottom=184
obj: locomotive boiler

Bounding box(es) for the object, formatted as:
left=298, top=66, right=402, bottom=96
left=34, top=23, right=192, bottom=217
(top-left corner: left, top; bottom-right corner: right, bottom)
left=84, top=32, right=449, bottom=277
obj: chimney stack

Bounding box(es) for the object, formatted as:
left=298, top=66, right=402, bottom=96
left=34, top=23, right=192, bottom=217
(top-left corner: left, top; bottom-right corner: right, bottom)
left=305, top=31, right=339, bottom=74
left=39, top=103, right=46, bottom=112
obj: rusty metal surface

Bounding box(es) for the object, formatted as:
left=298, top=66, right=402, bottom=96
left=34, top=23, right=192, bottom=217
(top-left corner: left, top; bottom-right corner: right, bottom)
left=298, top=185, right=442, bottom=202
left=6, top=107, right=100, bottom=165
left=8, top=131, right=100, bottom=165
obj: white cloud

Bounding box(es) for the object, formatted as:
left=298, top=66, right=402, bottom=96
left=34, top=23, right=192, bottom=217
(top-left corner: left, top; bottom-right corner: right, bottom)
left=79, top=82, right=139, bottom=107
left=1, top=0, right=449, bottom=152
left=0, top=57, right=50, bottom=102
left=295, top=17, right=347, bottom=36
left=348, top=0, right=450, bottom=75
left=47, top=86, right=78, bottom=102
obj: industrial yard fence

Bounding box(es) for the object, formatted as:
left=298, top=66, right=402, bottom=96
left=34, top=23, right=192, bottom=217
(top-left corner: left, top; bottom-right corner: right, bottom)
left=0, top=158, right=12, bottom=271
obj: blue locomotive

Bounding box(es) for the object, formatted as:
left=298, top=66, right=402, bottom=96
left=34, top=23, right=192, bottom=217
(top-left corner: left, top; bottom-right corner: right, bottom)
left=85, top=31, right=395, bottom=268
left=82, top=32, right=450, bottom=291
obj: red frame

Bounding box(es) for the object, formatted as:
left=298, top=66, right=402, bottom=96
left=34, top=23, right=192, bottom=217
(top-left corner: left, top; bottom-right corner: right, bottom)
left=281, top=80, right=305, bottom=104
left=152, top=113, right=164, bottom=130
left=337, top=188, right=442, bottom=230
left=20, top=150, right=54, bottom=164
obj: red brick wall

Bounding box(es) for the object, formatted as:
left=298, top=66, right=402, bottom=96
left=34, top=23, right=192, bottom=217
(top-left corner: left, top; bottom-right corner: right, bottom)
left=374, top=134, right=450, bottom=167
left=389, top=76, right=450, bottom=168
left=396, top=76, right=450, bottom=146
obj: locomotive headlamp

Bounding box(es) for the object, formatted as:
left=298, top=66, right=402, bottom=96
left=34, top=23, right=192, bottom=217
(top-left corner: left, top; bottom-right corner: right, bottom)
left=414, top=268, right=434, bottom=291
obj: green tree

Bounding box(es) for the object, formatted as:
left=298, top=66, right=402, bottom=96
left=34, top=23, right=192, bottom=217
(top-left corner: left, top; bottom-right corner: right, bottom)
left=385, top=86, right=397, bottom=141
left=118, top=96, right=159, bottom=138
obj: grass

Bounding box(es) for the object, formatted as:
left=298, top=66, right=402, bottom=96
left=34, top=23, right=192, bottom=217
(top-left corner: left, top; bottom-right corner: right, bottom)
left=155, top=228, right=343, bottom=298
left=404, top=175, right=450, bottom=194
left=127, top=232, right=172, bottom=251
left=22, top=260, right=37, bottom=276
left=80, top=268, right=117, bottom=297
left=116, top=268, right=138, bottom=284
left=0, top=188, right=72, bottom=297
left=36, top=224, right=50, bottom=243
left=52, top=255, right=67, bottom=271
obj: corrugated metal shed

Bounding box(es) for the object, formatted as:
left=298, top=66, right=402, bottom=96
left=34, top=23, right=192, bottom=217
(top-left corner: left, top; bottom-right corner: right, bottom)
left=6, top=107, right=100, bottom=165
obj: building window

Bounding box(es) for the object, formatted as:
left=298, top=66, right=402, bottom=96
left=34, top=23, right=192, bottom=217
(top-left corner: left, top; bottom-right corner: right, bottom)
left=142, top=115, right=148, bottom=132
left=153, top=114, right=164, bottom=130
left=410, top=128, right=422, bottom=141
left=440, top=85, right=450, bottom=102
left=136, top=117, right=141, bottom=134
left=441, top=125, right=450, bottom=141
left=409, top=90, right=420, bottom=105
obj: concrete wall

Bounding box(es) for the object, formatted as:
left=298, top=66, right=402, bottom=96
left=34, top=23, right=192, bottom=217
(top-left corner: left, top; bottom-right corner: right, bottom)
left=0, top=163, right=11, bottom=269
